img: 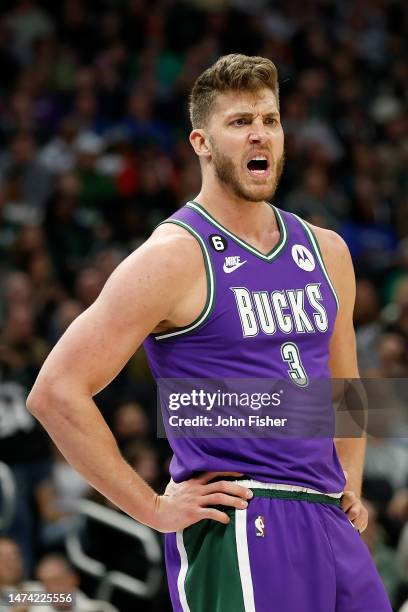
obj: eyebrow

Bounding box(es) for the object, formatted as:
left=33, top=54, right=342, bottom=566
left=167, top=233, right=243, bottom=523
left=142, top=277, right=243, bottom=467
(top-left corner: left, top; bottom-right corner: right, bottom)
left=226, top=111, right=280, bottom=120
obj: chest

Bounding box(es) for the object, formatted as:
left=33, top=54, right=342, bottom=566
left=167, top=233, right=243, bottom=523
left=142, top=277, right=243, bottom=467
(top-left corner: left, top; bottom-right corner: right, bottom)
left=210, top=247, right=337, bottom=345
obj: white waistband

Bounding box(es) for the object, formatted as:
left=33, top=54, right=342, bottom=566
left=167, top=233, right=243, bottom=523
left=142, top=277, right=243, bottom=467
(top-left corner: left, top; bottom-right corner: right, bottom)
left=234, top=480, right=343, bottom=499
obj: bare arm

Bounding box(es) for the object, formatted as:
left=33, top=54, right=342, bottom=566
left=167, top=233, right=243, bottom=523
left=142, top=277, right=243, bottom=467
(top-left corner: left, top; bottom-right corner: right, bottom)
left=27, top=226, right=251, bottom=532
left=313, top=225, right=368, bottom=531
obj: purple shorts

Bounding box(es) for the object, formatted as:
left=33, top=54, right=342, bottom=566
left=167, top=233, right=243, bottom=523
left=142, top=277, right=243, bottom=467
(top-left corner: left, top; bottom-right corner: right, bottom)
left=165, top=484, right=392, bottom=612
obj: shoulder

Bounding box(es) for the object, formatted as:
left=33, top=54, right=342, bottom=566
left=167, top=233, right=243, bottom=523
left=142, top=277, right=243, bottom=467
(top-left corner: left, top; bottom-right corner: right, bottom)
left=303, top=221, right=356, bottom=309
left=301, top=220, right=353, bottom=275
left=149, top=221, right=204, bottom=255
left=142, top=221, right=205, bottom=277
left=114, top=221, right=204, bottom=274
left=304, top=221, right=349, bottom=258
left=104, top=221, right=206, bottom=307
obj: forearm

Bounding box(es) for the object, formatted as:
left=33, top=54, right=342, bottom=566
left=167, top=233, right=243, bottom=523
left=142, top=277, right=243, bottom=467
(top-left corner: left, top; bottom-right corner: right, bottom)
left=334, top=437, right=366, bottom=497
left=28, top=390, right=158, bottom=528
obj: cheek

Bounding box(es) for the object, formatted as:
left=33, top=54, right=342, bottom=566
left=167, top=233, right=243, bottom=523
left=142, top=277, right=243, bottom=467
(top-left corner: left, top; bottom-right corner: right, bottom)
left=273, top=129, right=284, bottom=152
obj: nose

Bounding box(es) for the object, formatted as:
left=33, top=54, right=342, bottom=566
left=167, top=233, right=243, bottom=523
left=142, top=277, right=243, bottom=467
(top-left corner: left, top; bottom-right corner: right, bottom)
left=248, top=117, right=268, bottom=145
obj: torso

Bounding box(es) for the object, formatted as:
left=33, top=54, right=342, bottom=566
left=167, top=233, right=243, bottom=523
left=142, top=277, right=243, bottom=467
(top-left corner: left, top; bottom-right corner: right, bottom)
left=143, top=201, right=346, bottom=493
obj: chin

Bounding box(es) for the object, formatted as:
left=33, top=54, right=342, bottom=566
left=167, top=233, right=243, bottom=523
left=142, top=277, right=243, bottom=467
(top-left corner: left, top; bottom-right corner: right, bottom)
left=242, top=187, right=276, bottom=203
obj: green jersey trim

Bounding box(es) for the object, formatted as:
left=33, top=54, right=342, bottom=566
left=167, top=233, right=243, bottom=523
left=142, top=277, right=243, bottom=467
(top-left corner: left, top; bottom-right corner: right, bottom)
left=294, top=214, right=340, bottom=311
left=186, top=200, right=288, bottom=262
left=251, top=489, right=342, bottom=506
left=153, top=219, right=215, bottom=341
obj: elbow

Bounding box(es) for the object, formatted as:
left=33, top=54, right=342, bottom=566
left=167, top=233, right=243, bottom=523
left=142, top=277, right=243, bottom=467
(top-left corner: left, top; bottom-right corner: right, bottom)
left=26, top=382, right=50, bottom=418
left=27, top=376, right=87, bottom=420
left=27, top=378, right=63, bottom=418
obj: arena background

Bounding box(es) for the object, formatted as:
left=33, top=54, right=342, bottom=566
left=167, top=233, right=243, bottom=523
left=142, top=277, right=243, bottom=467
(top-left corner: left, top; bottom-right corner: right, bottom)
left=0, top=0, right=407, bottom=610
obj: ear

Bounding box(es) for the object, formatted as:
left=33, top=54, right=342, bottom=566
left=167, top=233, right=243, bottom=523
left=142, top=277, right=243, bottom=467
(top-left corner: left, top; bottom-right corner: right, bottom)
left=189, top=129, right=211, bottom=158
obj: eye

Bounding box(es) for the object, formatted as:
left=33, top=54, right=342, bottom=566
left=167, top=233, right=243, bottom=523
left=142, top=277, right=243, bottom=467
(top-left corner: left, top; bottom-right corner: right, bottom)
left=265, top=117, right=279, bottom=126
left=231, top=118, right=249, bottom=126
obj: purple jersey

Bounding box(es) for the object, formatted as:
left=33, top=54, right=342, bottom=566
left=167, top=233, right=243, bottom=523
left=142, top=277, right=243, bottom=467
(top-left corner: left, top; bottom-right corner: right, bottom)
left=143, top=201, right=345, bottom=493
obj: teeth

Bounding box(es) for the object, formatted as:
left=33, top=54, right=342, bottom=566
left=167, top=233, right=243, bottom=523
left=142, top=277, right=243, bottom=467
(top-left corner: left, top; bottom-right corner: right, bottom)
left=252, top=156, right=267, bottom=161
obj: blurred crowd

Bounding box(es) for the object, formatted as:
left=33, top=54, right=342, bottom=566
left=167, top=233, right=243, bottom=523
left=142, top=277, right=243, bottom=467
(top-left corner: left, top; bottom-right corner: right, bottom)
left=0, top=0, right=407, bottom=610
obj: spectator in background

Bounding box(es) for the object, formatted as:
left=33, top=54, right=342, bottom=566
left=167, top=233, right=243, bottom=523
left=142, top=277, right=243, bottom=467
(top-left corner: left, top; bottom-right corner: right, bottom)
left=122, top=90, right=172, bottom=153
left=0, top=303, right=51, bottom=573
left=0, top=132, right=53, bottom=210
left=354, top=278, right=382, bottom=375
left=285, top=165, right=348, bottom=229
left=92, top=248, right=124, bottom=285
left=1, top=271, right=33, bottom=322
left=74, top=268, right=103, bottom=310
left=123, top=440, right=163, bottom=494
left=32, top=554, right=118, bottom=612
left=0, top=536, right=37, bottom=612
left=112, top=401, right=150, bottom=451
left=47, top=299, right=83, bottom=345
left=362, top=501, right=402, bottom=608
left=36, top=444, right=91, bottom=550
left=377, top=333, right=408, bottom=378
left=38, top=117, right=79, bottom=175
left=74, top=132, right=117, bottom=217
left=5, top=0, right=54, bottom=65
left=43, top=172, right=93, bottom=287
left=12, top=224, right=47, bottom=274
left=0, top=536, right=26, bottom=591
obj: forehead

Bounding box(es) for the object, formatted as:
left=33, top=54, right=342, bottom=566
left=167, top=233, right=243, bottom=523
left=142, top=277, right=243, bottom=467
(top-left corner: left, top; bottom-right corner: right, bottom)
left=212, top=88, right=279, bottom=120
left=0, top=540, right=18, bottom=555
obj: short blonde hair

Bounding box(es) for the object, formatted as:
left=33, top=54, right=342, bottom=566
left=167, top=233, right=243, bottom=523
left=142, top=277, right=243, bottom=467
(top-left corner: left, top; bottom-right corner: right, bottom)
left=189, top=53, right=279, bottom=129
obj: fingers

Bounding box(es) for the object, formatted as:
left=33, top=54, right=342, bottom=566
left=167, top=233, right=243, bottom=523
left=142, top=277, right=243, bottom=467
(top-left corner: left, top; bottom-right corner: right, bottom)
left=346, top=501, right=361, bottom=522
left=342, top=493, right=369, bottom=532
left=196, top=471, right=244, bottom=484
left=199, top=507, right=231, bottom=524
left=201, top=493, right=249, bottom=510
left=203, top=480, right=253, bottom=500
left=353, top=513, right=368, bottom=533
left=341, top=491, right=356, bottom=513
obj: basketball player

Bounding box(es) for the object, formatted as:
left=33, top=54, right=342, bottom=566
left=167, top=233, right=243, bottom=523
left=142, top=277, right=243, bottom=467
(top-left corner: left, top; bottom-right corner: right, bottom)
left=28, top=55, right=392, bottom=611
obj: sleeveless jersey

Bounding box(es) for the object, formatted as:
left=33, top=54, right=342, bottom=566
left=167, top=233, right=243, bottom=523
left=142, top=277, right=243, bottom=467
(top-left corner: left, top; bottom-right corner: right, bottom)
left=143, top=201, right=346, bottom=493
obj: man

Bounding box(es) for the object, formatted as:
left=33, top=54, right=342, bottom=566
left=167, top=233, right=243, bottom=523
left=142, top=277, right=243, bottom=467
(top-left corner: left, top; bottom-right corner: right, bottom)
left=28, top=54, right=392, bottom=611
left=30, top=554, right=118, bottom=612
left=0, top=536, right=36, bottom=612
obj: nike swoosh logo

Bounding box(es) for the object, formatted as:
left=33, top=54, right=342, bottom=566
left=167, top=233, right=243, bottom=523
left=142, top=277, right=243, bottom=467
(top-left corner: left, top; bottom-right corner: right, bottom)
left=223, top=260, right=247, bottom=273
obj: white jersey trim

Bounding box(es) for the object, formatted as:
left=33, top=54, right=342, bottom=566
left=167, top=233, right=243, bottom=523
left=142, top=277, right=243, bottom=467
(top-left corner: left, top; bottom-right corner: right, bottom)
left=187, top=201, right=288, bottom=262
left=293, top=215, right=340, bottom=311
left=154, top=219, right=215, bottom=341
left=234, top=480, right=343, bottom=498
left=235, top=508, right=256, bottom=612
left=176, top=531, right=192, bottom=612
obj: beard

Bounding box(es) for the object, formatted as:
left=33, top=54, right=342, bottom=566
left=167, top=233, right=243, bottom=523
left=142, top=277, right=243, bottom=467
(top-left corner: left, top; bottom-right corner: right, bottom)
left=210, top=139, right=285, bottom=203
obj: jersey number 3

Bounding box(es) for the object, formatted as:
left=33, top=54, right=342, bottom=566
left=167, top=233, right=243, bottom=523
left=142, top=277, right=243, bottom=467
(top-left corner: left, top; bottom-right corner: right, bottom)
left=281, top=342, right=309, bottom=387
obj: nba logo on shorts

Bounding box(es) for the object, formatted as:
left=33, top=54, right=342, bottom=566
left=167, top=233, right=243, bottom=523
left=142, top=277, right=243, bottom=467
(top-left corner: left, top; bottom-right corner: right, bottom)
left=291, top=244, right=315, bottom=271
left=255, top=515, right=265, bottom=537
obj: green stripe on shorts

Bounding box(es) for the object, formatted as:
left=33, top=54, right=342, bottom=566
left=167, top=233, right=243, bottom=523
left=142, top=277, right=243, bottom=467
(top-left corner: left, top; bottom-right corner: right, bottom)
left=181, top=510, right=246, bottom=612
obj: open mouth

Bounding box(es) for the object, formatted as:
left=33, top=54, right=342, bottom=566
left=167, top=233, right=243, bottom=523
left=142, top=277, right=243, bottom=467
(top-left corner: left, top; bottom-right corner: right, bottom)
left=247, top=156, right=269, bottom=176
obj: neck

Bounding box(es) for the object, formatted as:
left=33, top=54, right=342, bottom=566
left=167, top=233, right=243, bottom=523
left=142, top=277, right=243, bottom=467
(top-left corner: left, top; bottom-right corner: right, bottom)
left=193, top=177, right=278, bottom=243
